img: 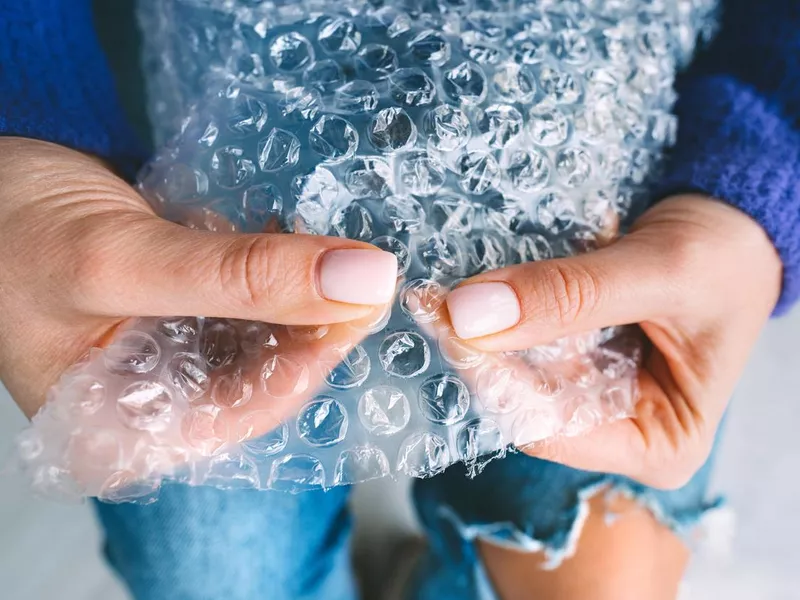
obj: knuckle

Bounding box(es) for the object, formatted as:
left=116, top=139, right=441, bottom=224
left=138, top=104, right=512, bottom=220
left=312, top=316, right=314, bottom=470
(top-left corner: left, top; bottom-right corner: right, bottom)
left=539, top=262, right=603, bottom=328
left=660, top=232, right=705, bottom=290
left=218, top=236, right=302, bottom=310
left=70, top=229, right=116, bottom=309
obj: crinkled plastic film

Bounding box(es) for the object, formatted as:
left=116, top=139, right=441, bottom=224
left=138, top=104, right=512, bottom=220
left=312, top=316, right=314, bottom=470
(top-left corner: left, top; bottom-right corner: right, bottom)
left=14, top=0, right=718, bottom=502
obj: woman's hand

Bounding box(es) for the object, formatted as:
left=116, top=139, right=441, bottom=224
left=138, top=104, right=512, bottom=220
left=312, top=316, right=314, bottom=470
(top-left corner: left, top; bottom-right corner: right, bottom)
left=446, top=195, right=782, bottom=489
left=0, top=138, right=397, bottom=420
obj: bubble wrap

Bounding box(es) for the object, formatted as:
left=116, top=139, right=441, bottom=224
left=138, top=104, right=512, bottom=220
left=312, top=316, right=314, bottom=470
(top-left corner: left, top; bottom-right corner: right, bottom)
left=14, top=0, right=718, bottom=502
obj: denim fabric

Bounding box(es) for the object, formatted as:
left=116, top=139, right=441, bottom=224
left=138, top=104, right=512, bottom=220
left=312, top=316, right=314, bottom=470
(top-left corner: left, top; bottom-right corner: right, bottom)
left=406, top=451, right=721, bottom=600
left=95, top=447, right=718, bottom=600
left=95, top=485, right=358, bottom=600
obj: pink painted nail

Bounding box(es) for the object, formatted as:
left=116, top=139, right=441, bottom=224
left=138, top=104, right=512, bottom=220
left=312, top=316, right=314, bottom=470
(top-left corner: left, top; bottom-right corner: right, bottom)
left=446, top=282, right=521, bottom=339
left=318, top=249, right=398, bottom=305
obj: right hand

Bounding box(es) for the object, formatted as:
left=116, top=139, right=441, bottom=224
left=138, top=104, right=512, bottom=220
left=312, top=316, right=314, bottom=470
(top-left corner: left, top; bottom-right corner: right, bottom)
left=0, top=138, right=397, bottom=422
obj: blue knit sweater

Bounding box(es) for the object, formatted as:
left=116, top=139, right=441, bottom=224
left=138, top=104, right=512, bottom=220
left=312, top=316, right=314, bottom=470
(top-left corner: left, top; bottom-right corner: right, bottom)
left=1, top=0, right=798, bottom=313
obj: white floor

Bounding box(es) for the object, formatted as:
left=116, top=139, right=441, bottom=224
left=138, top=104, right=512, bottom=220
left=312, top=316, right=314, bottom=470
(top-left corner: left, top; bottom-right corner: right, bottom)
left=2, top=309, right=800, bottom=600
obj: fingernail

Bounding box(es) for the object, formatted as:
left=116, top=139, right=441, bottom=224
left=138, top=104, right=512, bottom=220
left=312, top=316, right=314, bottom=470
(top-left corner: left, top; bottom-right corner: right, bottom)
left=319, top=249, right=398, bottom=305
left=446, top=282, right=520, bottom=339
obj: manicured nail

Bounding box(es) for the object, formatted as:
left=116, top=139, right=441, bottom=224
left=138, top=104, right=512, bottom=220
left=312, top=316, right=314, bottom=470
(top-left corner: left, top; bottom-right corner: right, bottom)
left=319, top=249, right=398, bottom=305
left=446, top=282, right=521, bottom=339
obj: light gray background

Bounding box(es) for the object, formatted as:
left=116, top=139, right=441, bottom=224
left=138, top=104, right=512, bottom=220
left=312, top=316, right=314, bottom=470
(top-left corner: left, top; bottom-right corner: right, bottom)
left=1, top=308, right=799, bottom=599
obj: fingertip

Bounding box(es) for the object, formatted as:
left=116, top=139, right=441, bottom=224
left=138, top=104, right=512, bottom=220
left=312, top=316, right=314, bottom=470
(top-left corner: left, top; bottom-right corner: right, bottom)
left=446, top=282, right=521, bottom=340
left=318, top=248, right=399, bottom=306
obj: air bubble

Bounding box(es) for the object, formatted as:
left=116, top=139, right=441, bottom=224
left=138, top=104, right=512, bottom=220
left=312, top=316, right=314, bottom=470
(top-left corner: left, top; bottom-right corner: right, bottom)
left=344, top=157, right=393, bottom=198
left=204, top=453, right=260, bottom=489
left=417, top=231, right=467, bottom=279
left=323, top=345, right=371, bottom=390
left=383, top=195, right=426, bottom=233
left=407, top=30, right=451, bottom=66
left=281, top=86, right=322, bottom=121
left=468, top=231, right=508, bottom=272
left=443, top=62, right=487, bottom=105
left=358, top=386, right=411, bottom=436
left=297, top=397, right=349, bottom=447
left=181, top=405, right=227, bottom=456
left=505, top=150, right=551, bottom=192
left=438, top=335, right=485, bottom=370
left=238, top=322, right=279, bottom=356
left=117, top=381, right=173, bottom=432
left=243, top=183, right=283, bottom=230
left=309, top=115, right=358, bottom=164
left=333, top=81, right=379, bottom=113
left=210, top=146, right=255, bottom=188
left=538, top=66, right=582, bottom=104
left=418, top=374, right=470, bottom=425
left=379, top=331, right=431, bottom=379
left=257, top=128, right=300, bottom=172
left=318, top=17, right=361, bottom=55
left=226, top=93, right=268, bottom=135
left=456, top=418, right=505, bottom=475
left=400, top=279, right=446, bottom=323
left=269, top=454, right=325, bottom=493
left=555, top=147, right=593, bottom=187
left=457, top=151, right=501, bottom=195
left=398, top=150, right=446, bottom=197
left=105, top=331, right=161, bottom=375
left=397, top=432, right=449, bottom=477
left=303, top=60, right=345, bottom=95
left=476, top=104, right=523, bottom=148
left=61, top=375, right=106, bottom=416
left=200, top=320, right=239, bottom=369
left=528, top=107, right=570, bottom=147
left=168, top=352, right=209, bottom=400
left=211, top=369, right=253, bottom=409
left=536, top=192, right=577, bottom=233
left=369, top=107, right=417, bottom=153
left=492, top=63, right=536, bottom=103
left=422, top=105, right=471, bottom=152
left=260, top=355, right=309, bottom=398
left=356, top=44, right=399, bottom=79
left=389, top=68, right=437, bottom=107
left=551, top=29, right=592, bottom=65
left=331, top=202, right=374, bottom=240
left=269, top=32, right=314, bottom=72
left=429, top=194, right=475, bottom=234
left=238, top=412, right=287, bottom=455
left=334, top=446, right=391, bottom=485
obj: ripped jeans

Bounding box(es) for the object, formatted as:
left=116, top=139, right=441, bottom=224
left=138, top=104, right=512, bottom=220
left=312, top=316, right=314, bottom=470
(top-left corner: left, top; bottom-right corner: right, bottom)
left=94, top=451, right=720, bottom=600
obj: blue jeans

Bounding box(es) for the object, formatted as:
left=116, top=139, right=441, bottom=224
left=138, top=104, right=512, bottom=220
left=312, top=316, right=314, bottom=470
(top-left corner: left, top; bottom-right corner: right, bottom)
left=94, top=451, right=720, bottom=600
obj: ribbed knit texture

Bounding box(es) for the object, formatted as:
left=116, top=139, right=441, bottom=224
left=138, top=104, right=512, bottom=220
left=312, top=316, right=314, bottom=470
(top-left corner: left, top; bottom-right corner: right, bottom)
left=0, top=0, right=146, bottom=176
left=660, top=0, right=800, bottom=314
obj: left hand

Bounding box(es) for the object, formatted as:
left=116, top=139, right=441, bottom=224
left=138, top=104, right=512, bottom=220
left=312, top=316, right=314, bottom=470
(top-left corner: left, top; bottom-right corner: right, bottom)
left=445, top=194, right=782, bottom=489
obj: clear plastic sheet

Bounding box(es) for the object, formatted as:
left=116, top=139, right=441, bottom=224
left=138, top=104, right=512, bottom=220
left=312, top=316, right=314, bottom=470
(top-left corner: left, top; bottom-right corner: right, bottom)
left=14, top=0, right=717, bottom=502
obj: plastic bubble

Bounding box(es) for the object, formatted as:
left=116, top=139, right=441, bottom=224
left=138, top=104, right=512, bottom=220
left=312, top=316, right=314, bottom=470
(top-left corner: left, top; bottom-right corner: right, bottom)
left=20, top=0, right=719, bottom=501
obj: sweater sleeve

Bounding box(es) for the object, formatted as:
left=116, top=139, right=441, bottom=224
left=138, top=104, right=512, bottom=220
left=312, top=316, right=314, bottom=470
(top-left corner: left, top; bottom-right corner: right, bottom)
left=660, top=0, right=800, bottom=315
left=0, top=0, right=146, bottom=176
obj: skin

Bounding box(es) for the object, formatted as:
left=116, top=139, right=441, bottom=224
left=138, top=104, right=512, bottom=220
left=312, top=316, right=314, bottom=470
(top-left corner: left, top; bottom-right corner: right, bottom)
left=0, top=138, right=391, bottom=419
left=480, top=492, right=690, bottom=600
left=0, top=138, right=784, bottom=597
left=451, top=194, right=782, bottom=597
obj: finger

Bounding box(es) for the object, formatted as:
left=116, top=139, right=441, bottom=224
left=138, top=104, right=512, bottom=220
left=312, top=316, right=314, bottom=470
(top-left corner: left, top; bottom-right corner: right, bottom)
left=71, top=215, right=398, bottom=325
left=520, top=362, right=715, bottom=490
left=445, top=236, right=679, bottom=351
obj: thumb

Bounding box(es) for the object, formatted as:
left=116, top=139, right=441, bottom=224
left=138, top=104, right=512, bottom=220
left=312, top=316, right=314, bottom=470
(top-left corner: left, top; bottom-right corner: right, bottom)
left=70, top=213, right=398, bottom=325
left=445, top=235, right=676, bottom=351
